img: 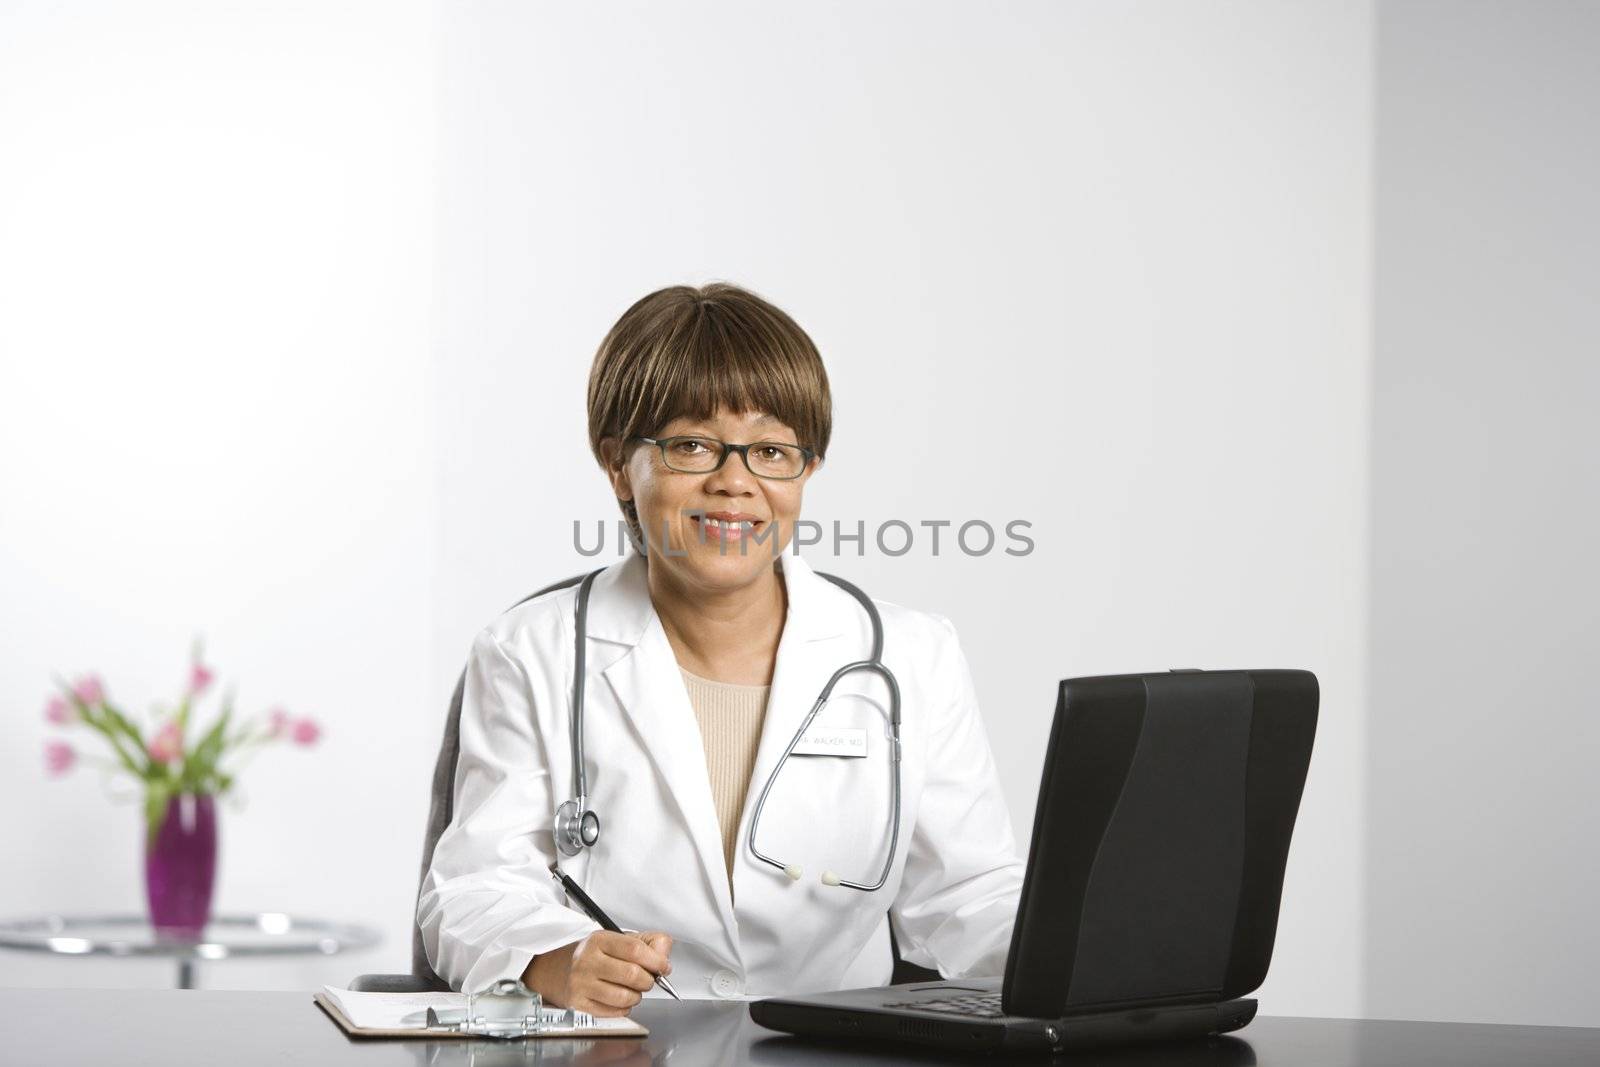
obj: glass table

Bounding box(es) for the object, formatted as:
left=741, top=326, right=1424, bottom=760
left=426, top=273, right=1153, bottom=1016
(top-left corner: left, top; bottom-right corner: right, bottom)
left=0, top=913, right=382, bottom=989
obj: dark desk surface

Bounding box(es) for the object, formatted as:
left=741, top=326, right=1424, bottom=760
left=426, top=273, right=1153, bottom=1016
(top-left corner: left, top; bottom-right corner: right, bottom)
left=7, top=988, right=1599, bottom=1066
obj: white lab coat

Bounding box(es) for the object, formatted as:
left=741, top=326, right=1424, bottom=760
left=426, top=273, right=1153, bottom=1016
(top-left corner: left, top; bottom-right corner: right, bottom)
left=417, top=550, right=1025, bottom=1000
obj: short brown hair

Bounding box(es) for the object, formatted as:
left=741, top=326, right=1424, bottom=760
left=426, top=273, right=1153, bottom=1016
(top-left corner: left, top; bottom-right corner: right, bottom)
left=587, top=282, right=832, bottom=472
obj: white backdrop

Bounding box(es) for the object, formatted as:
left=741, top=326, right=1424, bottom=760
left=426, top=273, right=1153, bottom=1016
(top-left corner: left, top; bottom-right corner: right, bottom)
left=4, top=0, right=1378, bottom=1018
left=0, top=0, right=435, bottom=990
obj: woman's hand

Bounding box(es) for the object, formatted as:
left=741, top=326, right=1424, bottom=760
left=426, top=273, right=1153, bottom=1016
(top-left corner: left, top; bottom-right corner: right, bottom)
left=521, top=930, right=674, bottom=1016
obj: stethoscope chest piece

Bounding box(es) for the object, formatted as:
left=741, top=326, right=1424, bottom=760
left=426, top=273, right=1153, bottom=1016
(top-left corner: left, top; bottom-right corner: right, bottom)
left=555, top=798, right=601, bottom=857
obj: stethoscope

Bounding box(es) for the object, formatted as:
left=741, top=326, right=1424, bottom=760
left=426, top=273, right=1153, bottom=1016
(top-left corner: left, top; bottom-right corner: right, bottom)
left=549, top=565, right=903, bottom=892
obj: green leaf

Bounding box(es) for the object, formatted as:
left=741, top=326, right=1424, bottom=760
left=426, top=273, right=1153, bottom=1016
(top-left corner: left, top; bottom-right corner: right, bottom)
left=52, top=679, right=148, bottom=782
left=85, top=714, right=148, bottom=780
left=144, top=781, right=171, bottom=848
left=184, top=708, right=232, bottom=789
left=100, top=703, right=153, bottom=762
left=105, top=735, right=147, bottom=780
left=175, top=694, right=192, bottom=749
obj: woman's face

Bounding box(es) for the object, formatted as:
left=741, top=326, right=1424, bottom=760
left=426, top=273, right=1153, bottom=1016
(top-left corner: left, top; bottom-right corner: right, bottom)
left=607, top=407, right=818, bottom=592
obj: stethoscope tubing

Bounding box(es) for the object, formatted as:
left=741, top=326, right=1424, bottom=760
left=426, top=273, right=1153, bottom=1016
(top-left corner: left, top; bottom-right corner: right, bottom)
left=746, top=657, right=902, bottom=891
left=570, top=570, right=600, bottom=803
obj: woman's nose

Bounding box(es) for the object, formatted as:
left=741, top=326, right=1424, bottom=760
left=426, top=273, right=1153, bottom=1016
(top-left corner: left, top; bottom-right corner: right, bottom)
left=702, top=451, right=760, bottom=493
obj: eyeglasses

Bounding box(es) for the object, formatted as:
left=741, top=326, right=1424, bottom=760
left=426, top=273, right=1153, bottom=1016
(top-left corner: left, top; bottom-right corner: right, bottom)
left=632, top=435, right=815, bottom=480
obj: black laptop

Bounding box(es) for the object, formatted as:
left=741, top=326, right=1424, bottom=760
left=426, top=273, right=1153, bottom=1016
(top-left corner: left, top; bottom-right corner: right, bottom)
left=750, top=668, right=1319, bottom=1055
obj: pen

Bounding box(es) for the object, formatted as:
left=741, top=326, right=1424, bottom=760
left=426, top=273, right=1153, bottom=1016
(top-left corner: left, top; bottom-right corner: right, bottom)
left=548, top=863, right=682, bottom=1000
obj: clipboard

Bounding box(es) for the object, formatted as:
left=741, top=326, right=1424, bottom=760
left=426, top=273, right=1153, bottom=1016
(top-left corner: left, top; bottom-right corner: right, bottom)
left=314, top=980, right=648, bottom=1040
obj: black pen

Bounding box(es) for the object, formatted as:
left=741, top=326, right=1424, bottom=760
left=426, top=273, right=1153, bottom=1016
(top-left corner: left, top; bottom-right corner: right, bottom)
left=548, top=863, right=681, bottom=1000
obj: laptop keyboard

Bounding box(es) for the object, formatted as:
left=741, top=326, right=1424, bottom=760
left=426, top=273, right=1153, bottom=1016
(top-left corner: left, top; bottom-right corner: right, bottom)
left=882, top=991, right=1005, bottom=1018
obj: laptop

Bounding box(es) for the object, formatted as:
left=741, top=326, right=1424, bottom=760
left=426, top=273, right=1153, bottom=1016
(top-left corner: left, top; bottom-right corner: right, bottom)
left=750, top=668, right=1319, bottom=1055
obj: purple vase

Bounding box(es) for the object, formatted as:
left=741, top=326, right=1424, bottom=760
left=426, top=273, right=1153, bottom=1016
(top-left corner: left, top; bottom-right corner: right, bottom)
left=143, top=793, right=218, bottom=937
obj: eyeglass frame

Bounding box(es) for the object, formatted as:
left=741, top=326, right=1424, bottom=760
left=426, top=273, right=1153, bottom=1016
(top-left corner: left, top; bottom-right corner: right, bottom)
left=630, top=435, right=817, bottom=480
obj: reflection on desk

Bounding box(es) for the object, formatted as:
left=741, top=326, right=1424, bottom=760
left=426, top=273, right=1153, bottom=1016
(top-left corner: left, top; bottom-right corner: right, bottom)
left=7, top=988, right=1599, bottom=1067
left=409, top=1009, right=1257, bottom=1067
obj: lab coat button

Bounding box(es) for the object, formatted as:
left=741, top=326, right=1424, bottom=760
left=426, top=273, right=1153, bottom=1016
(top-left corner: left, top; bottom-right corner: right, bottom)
left=710, top=969, right=742, bottom=998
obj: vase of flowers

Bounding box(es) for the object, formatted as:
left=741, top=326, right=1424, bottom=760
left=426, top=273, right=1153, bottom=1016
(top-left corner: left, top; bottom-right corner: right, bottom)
left=42, top=647, right=320, bottom=937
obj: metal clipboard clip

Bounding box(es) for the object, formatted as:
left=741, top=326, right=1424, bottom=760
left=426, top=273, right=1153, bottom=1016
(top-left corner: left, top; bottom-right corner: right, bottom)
left=408, top=979, right=595, bottom=1039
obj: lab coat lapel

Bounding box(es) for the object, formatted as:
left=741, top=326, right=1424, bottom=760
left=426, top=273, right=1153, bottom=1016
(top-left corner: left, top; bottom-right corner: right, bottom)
left=603, top=619, right=738, bottom=934
left=743, top=554, right=855, bottom=801
left=586, top=551, right=857, bottom=967
left=588, top=555, right=737, bottom=950
left=733, top=556, right=856, bottom=902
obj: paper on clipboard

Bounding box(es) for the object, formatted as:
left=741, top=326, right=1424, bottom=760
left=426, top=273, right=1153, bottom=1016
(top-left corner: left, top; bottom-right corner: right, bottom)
left=315, top=986, right=648, bottom=1039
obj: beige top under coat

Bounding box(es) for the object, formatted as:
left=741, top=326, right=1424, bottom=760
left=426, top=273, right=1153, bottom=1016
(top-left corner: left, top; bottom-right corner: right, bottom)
left=678, top=665, right=770, bottom=886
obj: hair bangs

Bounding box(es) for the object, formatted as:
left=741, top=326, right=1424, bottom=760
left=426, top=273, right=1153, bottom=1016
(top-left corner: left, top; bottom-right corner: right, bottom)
left=645, top=308, right=822, bottom=452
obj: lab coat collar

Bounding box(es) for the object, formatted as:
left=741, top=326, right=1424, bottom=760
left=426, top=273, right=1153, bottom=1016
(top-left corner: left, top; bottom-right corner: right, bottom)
left=582, top=549, right=850, bottom=648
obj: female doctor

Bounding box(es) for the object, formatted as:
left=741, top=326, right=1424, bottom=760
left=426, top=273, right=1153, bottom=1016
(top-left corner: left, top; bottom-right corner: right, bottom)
left=416, top=282, right=1025, bottom=1014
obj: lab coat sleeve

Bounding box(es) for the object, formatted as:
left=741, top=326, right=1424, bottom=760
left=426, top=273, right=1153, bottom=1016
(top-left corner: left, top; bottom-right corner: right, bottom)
left=889, top=615, right=1026, bottom=978
left=416, top=628, right=600, bottom=992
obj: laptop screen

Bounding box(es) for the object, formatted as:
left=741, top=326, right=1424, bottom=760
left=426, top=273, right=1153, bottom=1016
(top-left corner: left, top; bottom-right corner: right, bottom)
left=1002, top=669, right=1317, bottom=1017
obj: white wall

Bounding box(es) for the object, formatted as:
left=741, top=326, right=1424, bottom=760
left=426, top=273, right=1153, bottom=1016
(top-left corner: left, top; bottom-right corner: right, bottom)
left=433, top=0, right=1372, bottom=1018
left=1366, top=0, right=1600, bottom=1027
left=1, top=1, right=1375, bottom=1016
left=0, top=0, right=435, bottom=989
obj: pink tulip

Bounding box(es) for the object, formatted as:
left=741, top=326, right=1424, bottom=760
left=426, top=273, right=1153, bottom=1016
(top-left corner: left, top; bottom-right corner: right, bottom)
left=72, top=675, right=104, bottom=707
left=45, top=695, right=77, bottom=725
left=188, top=663, right=215, bottom=697
left=266, top=706, right=291, bottom=738
left=44, top=740, right=76, bottom=776
left=290, top=718, right=321, bottom=746
left=148, top=721, right=184, bottom=764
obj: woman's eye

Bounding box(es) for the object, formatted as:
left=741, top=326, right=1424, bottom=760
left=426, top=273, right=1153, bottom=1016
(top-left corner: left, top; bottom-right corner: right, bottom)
left=672, top=438, right=709, bottom=454
left=754, top=446, right=783, bottom=461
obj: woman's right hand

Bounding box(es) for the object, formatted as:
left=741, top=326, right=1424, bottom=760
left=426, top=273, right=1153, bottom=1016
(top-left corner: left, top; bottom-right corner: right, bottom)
left=522, top=930, right=674, bottom=1016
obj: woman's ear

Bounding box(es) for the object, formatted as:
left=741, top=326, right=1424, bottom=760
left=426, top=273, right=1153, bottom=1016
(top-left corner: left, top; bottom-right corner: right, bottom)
left=599, top=436, right=633, bottom=501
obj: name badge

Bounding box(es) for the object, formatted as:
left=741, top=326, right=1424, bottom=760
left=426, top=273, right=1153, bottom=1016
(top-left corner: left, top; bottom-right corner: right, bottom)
left=792, top=727, right=868, bottom=758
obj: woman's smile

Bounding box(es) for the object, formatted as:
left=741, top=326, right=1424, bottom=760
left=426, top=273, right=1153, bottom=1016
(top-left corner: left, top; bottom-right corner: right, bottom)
left=691, top=510, right=766, bottom=544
